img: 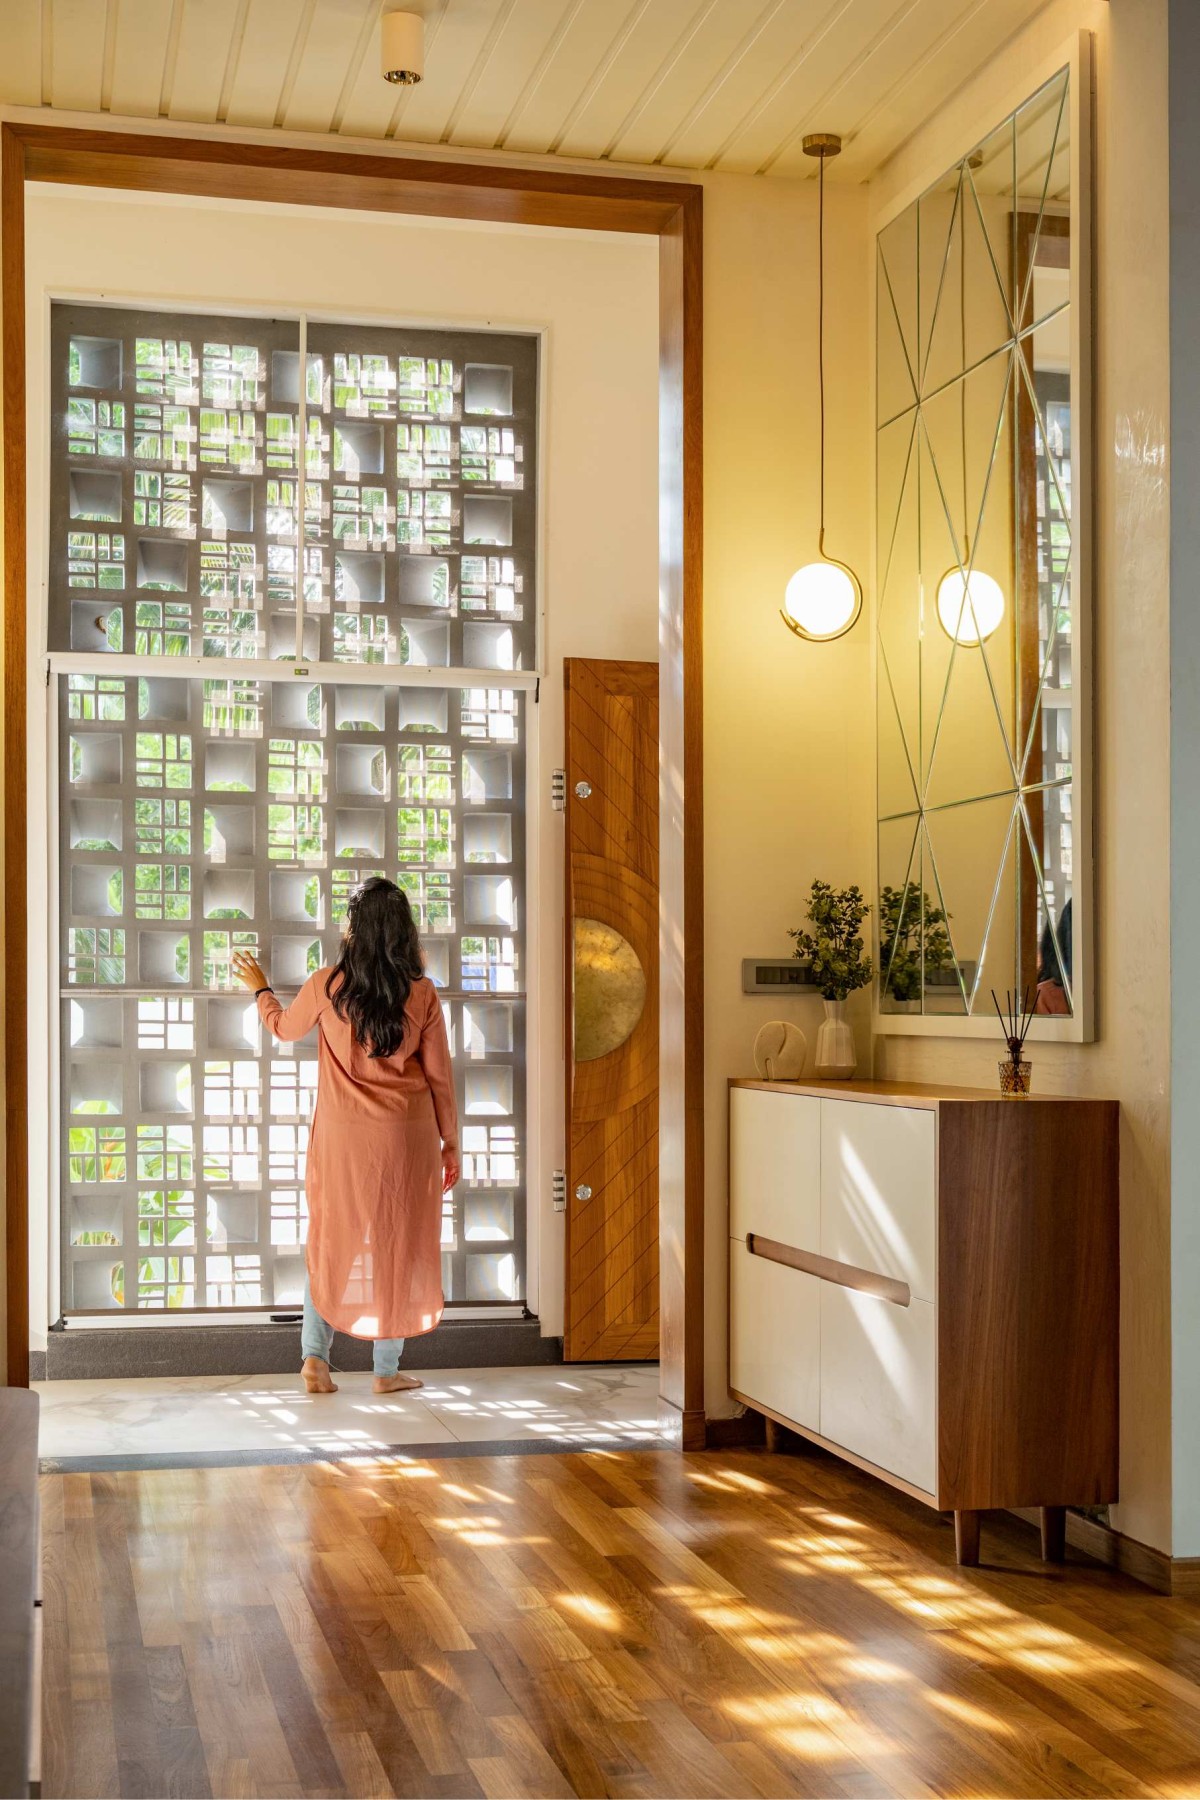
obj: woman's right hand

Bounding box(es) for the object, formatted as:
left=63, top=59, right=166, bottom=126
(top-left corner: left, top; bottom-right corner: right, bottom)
left=232, top=950, right=270, bottom=993
left=442, top=1148, right=460, bottom=1192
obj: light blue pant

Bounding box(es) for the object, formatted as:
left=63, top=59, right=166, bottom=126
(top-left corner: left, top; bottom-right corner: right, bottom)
left=301, top=1274, right=406, bottom=1379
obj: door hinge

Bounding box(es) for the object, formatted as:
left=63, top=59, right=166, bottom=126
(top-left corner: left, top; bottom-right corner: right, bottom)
left=552, top=1169, right=566, bottom=1212
left=551, top=769, right=566, bottom=810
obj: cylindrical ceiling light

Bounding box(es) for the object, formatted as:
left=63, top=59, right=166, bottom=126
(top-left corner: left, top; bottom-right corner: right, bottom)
left=780, top=132, right=863, bottom=645
left=381, top=9, right=424, bottom=85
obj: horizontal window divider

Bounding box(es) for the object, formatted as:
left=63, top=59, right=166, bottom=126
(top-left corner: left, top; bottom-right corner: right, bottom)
left=746, top=1232, right=912, bottom=1308
left=47, top=652, right=541, bottom=690
left=61, top=986, right=527, bottom=1002
left=60, top=1301, right=529, bottom=1323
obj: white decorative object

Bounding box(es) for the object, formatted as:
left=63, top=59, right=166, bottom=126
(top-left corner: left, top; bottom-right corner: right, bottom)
left=753, top=1020, right=806, bottom=1082
left=814, top=999, right=856, bottom=1079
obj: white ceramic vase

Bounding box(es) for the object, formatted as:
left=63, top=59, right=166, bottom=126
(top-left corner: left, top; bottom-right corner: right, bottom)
left=815, top=998, right=857, bottom=1080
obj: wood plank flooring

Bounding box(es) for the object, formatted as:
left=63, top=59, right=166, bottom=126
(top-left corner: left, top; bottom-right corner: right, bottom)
left=40, top=1441, right=1200, bottom=1798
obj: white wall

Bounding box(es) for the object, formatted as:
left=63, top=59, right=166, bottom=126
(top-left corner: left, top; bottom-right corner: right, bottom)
left=869, top=0, right=1175, bottom=1553
left=24, top=186, right=660, bottom=1349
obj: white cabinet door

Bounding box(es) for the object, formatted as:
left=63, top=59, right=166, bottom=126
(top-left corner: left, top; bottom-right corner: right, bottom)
left=730, top=1087, right=821, bottom=1250
left=729, top=1236, right=820, bottom=1432
left=819, top=1285, right=936, bottom=1495
left=820, top=1100, right=936, bottom=1301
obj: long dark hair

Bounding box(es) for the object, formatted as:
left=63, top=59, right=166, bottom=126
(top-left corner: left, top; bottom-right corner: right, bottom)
left=325, top=877, right=424, bottom=1058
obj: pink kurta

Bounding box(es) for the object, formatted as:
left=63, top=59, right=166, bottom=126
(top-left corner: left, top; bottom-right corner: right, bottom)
left=256, top=970, right=457, bottom=1341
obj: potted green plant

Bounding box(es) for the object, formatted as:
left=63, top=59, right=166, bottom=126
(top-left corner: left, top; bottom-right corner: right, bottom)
left=789, top=881, right=872, bottom=1078
left=878, top=885, right=954, bottom=1009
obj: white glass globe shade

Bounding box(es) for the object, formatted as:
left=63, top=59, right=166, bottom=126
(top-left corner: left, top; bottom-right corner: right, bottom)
left=782, top=559, right=861, bottom=641
left=936, top=566, right=1006, bottom=645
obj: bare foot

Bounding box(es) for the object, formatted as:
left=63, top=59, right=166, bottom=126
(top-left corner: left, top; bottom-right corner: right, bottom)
left=302, top=1356, right=338, bottom=1394
left=373, top=1372, right=423, bottom=1395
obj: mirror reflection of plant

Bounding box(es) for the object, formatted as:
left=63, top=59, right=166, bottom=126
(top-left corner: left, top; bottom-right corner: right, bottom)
left=878, top=885, right=954, bottom=1001
left=789, top=881, right=873, bottom=1001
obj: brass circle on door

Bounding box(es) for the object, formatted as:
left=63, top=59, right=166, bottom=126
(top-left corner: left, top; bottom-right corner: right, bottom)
left=573, top=917, right=647, bottom=1061
left=575, top=1184, right=593, bottom=1201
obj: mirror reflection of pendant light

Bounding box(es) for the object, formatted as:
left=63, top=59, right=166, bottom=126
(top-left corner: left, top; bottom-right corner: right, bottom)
left=780, top=133, right=863, bottom=644
left=936, top=159, right=1005, bottom=646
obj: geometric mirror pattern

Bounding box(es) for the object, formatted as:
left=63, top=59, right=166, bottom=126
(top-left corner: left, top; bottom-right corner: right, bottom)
left=60, top=675, right=525, bottom=1316
left=52, top=303, right=536, bottom=670
left=876, top=65, right=1077, bottom=1018
left=53, top=305, right=536, bottom=1315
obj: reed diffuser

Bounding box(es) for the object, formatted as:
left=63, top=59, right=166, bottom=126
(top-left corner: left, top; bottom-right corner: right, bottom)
left=992, top=987, right=1034, bottom=1096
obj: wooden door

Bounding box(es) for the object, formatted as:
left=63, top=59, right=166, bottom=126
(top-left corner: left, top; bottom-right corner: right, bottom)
left=564, top=659, right=659, bottom=1362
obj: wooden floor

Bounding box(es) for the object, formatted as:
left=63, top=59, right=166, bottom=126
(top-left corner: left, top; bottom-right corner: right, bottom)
left=40, top=1441, right=1200, bottom=1799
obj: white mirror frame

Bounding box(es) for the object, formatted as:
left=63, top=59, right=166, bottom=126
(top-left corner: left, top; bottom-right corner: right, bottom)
left=870, top=30, right=1094, bottom=1042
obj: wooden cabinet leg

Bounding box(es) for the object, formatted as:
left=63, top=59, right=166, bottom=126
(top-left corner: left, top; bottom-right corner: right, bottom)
left=764, top=1418, right=785, bottom=1454
left=954, top=1510, right=981, bottom=1566
left=1040, top=1505, right=1067, bottom=1563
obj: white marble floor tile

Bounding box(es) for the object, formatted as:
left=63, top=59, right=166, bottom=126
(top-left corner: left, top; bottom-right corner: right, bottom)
left=34, top=1363, right=662, bottom=1460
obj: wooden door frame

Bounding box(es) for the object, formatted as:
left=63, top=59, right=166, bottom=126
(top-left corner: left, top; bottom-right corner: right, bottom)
left=0, top=124, right=704, bottom=1438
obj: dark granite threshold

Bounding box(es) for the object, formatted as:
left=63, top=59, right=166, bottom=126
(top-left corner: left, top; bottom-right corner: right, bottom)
left=34, top=1315, right=562, bottom=1382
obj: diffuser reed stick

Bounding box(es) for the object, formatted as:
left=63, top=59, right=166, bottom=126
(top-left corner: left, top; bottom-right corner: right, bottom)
left=991, top=987, right=1035, bottom=1095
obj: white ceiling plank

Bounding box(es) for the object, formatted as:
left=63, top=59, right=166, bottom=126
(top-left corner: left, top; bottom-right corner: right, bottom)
left=3, top=0, right=1070, bottom=180
left=501, top=0, right=643, bottom=154
left=0, top=0, right=44, bottom=105
left=660, top=0, right=845, bottom=169
left=281, top=0, right=372, bottom=134
left=834, top=0, right=1051, bottom=180
left=386, top=0, right=508, bottom=145
left=224, top=0, right=306, bottom=127
left=554, top=0, right=712, bottom=161
left=108, top=0, right=176, bottom=116
left=446, top=0, right=577, bottom=150
left=608, top=0, right=789, bottom=167
left=50, top=0, right=110, bottom=113
left=168, top=0, right=242, bottom=122
left=710, top=0, right=913, bottom=174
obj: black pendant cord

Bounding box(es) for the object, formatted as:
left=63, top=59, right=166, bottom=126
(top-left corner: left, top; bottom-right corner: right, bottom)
left=818, top=146, right=827, bottom=558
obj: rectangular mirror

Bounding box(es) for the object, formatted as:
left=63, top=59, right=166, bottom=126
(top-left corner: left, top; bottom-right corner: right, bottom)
left=874, top=46, right=1091, bottom=1037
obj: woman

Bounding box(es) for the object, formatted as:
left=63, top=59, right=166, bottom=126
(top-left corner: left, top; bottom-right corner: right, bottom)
left=232, top=878, right=459, bottom=1397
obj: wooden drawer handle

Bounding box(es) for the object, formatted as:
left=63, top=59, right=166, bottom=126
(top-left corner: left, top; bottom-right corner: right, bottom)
left=746, top=1232, right=911, bottom=1308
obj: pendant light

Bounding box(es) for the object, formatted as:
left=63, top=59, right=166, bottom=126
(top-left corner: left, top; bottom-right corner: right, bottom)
left=781, top=133, right=863, bottom=644
left=936, top=161, right=1005, bottom=646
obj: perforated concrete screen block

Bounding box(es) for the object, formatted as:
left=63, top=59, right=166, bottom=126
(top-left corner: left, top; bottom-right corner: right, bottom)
left=400, top=617, right=451, bottom=667
left=59, top=669, right=527, bottom=1314
left=464, top=1191, right=515, bottom=1243
left=51, top=303, right=537, bottom=669
left=335, top=550, right=385, bottom=606
left=69, top=334, right=122, bottom=389
left=463, top=495, right=513, bottom=547
left=70, top=468, right=122, bottom=522
left=202, top=479, right=254, bottom=534
left=464, top=364, right=514, bottom=415
left=54, top=299, right=534, bottom=1317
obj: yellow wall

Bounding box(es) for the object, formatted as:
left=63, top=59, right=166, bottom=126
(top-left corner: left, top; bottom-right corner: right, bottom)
left=870, top=0, right=1174, bottom=1553
left=701, top=172, right=874, bottom=1417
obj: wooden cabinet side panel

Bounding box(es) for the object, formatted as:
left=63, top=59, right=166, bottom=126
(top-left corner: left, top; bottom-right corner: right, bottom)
left=936, top=1101, right=1119, bottom=1511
